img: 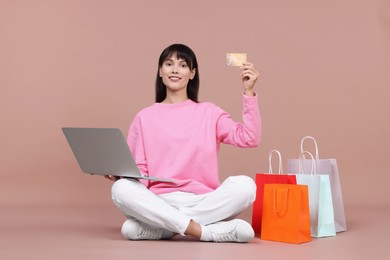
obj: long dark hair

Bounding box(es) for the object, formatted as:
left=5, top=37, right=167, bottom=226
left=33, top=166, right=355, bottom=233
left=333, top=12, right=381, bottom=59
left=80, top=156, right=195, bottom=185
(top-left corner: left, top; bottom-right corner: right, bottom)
left=155, top=44, right=200, bottom=103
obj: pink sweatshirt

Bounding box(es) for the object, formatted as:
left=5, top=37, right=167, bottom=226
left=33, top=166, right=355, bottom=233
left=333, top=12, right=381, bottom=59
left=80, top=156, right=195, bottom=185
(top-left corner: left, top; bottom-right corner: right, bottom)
left=127, top=94, right=261, bottom=195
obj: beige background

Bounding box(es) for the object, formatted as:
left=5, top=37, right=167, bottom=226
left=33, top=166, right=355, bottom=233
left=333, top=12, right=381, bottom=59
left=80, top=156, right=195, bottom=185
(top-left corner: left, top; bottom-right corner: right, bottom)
left=1, top=0, right=389, bottom=219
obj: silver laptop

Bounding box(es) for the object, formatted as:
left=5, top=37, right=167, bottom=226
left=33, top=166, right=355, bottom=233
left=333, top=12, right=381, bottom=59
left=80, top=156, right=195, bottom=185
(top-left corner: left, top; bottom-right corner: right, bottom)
left=62, top=127, right=175, bottom=183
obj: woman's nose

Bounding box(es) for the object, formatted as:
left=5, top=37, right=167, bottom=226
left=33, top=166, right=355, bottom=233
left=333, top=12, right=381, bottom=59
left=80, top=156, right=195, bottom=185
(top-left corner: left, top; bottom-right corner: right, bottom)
left=172, top=64, right=179, bottom=73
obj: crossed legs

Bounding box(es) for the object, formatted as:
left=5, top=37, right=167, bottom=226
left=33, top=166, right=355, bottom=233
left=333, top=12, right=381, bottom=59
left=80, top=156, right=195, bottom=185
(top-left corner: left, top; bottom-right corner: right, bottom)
left=111, top=175, right=256, bottom=241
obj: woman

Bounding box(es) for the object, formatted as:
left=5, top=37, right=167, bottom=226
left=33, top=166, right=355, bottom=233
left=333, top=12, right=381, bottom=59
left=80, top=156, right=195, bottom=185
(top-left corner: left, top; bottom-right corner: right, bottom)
left=107, top=43, right=261, bottom=242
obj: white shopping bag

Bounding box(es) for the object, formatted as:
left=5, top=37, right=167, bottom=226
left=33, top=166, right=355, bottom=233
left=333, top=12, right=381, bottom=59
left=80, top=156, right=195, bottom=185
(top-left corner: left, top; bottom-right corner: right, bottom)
left=287, top=136, right=347, bottom=232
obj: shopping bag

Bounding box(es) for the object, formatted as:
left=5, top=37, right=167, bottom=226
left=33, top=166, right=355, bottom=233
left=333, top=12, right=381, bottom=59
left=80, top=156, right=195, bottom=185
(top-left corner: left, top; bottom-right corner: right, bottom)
left=296, top=151, right=336, bottom=238
left=261, top=183, right=311, bottom=244
left=287, top=136, right=347, bottom=232
left=252, top=150, right=296, bottom=234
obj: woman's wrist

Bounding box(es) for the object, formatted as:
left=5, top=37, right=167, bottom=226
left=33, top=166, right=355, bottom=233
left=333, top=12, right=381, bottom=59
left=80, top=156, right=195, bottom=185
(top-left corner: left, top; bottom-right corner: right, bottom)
left=244, top=89, right=255, bottom=97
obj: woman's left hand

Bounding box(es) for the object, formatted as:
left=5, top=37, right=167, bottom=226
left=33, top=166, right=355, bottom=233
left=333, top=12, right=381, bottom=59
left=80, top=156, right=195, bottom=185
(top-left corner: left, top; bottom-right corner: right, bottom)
left=240, top=62, right=260, bottom=96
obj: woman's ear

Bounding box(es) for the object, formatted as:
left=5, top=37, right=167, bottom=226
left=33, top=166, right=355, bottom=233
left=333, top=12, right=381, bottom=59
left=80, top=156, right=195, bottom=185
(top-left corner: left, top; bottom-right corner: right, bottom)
left=190, top=68, right=196, bottom=80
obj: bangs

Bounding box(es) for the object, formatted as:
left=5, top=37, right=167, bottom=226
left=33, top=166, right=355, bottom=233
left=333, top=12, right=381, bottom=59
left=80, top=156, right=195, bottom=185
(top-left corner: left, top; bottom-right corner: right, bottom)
left=169, top=52, right=193, bottom=69
left=159, top=44, right=195, bottom=70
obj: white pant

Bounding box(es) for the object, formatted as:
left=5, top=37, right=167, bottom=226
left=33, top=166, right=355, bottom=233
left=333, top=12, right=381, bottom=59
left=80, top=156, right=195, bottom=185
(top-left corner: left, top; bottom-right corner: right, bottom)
left=111, top=175, right=256, bottom=235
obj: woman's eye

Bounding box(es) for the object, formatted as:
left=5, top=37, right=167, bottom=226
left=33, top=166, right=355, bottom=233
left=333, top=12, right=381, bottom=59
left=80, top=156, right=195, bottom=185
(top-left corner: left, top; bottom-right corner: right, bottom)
left=181, top=64, right=188, bottom=68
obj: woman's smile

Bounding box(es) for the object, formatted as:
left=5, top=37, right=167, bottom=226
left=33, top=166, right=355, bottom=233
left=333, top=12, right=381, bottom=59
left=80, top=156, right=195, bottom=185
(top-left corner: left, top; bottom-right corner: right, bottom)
left=168, top=76, right=181, bottom=82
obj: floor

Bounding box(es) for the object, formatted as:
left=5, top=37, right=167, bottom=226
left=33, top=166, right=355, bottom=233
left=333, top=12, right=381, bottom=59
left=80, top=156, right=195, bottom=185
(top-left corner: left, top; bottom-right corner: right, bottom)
left=1, top=204, right=388, bottom=260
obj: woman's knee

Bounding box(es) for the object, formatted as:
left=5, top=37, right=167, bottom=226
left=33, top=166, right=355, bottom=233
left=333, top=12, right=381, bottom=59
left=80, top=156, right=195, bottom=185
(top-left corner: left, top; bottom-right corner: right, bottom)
left=225, top=175, right=257, bottom=204
left=111, top=178, right=143, bottom=204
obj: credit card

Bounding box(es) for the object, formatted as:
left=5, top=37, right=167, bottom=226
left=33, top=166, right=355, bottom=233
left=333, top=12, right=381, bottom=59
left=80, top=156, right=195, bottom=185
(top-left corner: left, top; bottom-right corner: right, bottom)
left=226, top=53, right=247, bottom=66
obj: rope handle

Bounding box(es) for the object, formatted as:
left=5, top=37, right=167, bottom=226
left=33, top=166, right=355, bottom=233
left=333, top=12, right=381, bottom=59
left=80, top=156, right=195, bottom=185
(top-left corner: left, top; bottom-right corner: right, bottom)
left=298, top=151, right=317, bottom=175
left=300, top=136, right=320, bottom=160
left=273, top=187, right=289, bottom=216
left=268, top=150, right=283, bottom=174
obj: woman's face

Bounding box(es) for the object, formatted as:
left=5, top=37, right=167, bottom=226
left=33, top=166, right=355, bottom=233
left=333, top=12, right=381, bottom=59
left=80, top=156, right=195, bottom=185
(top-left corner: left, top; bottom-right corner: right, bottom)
left=159, top=54, right=196, bottom=95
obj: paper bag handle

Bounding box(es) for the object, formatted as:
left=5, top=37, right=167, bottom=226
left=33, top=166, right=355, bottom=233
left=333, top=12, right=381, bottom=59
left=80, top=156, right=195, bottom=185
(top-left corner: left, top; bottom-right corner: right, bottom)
left=268, top=150, right=283, bottom=174
left=273, top=188, right=289, bottom=217
left=300, top=136, right=320, bottom=160
left=298, top=151, right=317, bottom=175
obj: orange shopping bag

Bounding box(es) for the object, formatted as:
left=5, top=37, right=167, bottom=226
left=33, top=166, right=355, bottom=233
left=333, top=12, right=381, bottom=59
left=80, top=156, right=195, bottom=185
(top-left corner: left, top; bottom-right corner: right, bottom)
left=261, top=184, right=311, bottom=244
left=252, top=150, right=296, bottom=234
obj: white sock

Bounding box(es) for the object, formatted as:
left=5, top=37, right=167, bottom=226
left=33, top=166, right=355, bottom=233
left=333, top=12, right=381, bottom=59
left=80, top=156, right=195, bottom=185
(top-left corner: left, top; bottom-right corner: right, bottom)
left=200, top=225, right=212, bottom=241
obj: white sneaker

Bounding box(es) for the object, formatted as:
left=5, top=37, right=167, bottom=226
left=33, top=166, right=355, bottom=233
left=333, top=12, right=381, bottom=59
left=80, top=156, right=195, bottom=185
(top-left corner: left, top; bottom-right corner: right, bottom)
left=121, top=218, right=174, bottom=240
left=204, top=219, right=255, bottom=243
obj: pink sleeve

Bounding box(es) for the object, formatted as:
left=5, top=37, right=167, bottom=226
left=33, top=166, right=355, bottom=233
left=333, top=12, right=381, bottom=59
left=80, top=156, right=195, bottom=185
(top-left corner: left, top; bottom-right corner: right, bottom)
left=127, top=115, right=149, bottom=177
left=216, top=93, right=261, bottom=147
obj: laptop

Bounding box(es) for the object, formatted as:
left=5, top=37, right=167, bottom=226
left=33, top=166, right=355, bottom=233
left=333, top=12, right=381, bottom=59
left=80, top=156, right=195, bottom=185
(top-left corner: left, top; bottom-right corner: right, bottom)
left=62, top=127, right=175, bottom=183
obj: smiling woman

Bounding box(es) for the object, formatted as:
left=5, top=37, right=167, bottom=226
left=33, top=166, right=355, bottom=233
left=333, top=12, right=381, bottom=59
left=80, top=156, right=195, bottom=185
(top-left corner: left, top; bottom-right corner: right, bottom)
left=107, top=43, right=262, bottom=243
left=155, top=44, right=200, bottom=103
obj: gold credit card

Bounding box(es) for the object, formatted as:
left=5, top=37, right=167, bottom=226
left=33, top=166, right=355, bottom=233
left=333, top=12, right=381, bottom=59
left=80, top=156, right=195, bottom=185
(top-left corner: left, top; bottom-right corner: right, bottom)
left=226, top=53, right=247, bottom=66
